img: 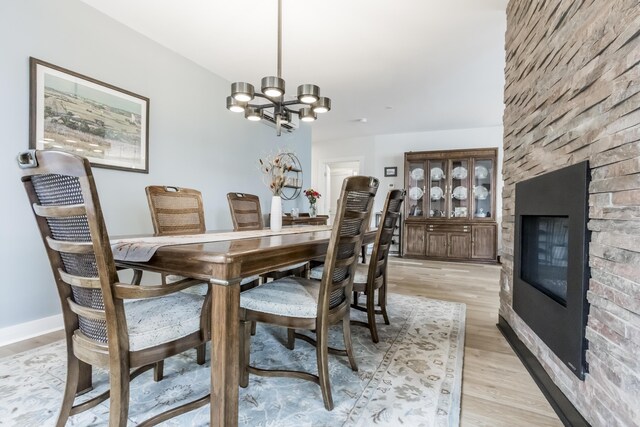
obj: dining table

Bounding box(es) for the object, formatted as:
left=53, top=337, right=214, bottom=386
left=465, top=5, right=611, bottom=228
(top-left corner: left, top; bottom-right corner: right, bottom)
left=111, top=225, right=376, bottom=426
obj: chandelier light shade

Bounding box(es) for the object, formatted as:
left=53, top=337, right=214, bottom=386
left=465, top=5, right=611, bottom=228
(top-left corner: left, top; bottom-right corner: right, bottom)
left=226, top=0, right=331, bottom=136
left=299, top=107, right=317, bottom=122
left=226, top=96, right=246, bottom=113
left=297, top=84, right=320, bottom=104
left=231, top=82, right=255, bottom=102
left=245, top=107, right=263, bottom=121
left=312, top=97, right=331, bottom=114
left=261, top=76, right=285, bottom=98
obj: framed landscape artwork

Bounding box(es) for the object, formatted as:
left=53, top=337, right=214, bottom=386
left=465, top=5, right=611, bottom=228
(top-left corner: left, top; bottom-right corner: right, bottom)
left=384, top=166, right=397, bottom=177
left=29, top=57, right=149, bottom=173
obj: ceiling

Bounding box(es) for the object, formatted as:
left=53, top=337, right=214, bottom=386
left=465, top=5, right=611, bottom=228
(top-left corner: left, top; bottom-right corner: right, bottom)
left=80, top=0, right=508, bottom=142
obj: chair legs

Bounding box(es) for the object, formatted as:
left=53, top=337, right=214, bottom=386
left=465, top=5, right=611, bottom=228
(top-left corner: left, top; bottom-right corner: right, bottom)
left=352, top=285, right=392, bottom=343
left=153, top=361, right=164, bottom=382
left=239, top=318, right=251, bottom=388
left=109, top=353, right=131, bottom=427
left=77, top=360, right=93, bottom=394
left=196, top=344, right=206, bottom=365
left=286, top=328, right=296, bottom=350
left=366, top=287, right=380, bottom=343
left=57, top=349, right=80, bottom=427
left=315, top=325, right=333, bottom=411
left=342, top=315, right=358, bottom=371
left=379, top=271, right=390, bottom=325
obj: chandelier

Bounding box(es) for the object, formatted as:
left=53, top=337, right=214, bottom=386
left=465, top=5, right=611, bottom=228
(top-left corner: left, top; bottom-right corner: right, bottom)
left=226, top=0, right=331, bottom=136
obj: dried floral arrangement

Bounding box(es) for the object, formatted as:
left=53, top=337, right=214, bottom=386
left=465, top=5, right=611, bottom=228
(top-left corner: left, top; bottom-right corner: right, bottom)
left=259, top=152, right=294, bottom=196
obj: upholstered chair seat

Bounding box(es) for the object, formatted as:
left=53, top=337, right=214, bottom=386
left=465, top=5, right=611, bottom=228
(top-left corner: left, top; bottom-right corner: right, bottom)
left=240, top=277, right=319, bottom=318
left=125, top=292, right=204, bottom=351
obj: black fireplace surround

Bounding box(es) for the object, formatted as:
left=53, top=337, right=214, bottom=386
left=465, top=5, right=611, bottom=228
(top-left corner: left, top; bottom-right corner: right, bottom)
left=513, top=161, right=590, bottom=380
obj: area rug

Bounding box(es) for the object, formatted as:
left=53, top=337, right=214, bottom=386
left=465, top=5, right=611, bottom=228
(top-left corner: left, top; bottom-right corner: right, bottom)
left=0, top=294, right=465, bottom=427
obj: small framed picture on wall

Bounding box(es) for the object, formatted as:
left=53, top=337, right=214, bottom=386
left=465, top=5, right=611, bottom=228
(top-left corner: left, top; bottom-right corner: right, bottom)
left=384, top=166, right=397, bottom=177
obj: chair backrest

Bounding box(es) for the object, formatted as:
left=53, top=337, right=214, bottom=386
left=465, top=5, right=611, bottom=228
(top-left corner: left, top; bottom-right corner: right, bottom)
left=146, top=186, right=205, bottom=236
left=319, top=176, right=379, bottom=320
left=17, top=150, right=122, bottom=347
left=227, top=193, right=263, bottom=231
left=367, top=189, right=405, bottom=287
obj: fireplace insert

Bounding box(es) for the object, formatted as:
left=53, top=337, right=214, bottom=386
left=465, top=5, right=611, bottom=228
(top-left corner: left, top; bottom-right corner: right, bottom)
left=513, top=161, right=590, bottom=379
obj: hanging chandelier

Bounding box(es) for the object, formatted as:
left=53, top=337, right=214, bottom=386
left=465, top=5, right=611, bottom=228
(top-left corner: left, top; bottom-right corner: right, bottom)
left=226, top=0, right=331, bottom=136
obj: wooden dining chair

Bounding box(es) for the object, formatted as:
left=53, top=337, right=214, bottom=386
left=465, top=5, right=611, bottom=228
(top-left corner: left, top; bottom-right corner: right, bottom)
left=145, top=185, right=206, bottom=236
left=238, top=176, right=379, bottom=410
left=227, top=192, right=308, bottom=279
left=146, top=186, right=260, bottom=290
left=17, top=150, right=210, bottom=426
left=310, top=189, right=405, bottom=343
left=146, top=186, right=261, bottom=332
left=226, top=192, right=263, bottom=231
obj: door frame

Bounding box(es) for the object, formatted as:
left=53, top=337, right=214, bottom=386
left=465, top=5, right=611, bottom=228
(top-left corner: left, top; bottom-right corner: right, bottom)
left=315, top=156, right=364, bottom=219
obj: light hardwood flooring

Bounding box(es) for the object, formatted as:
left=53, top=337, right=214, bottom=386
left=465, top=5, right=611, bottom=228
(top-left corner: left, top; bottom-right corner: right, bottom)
left=0, top=258, right=562, bottom=425
left=388, top=258, right=562, bottom=426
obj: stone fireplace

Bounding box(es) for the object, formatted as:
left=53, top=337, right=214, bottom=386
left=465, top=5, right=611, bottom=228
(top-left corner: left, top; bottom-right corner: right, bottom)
left=501, top=1, right=640, bottom=426
left=513, top=161, right=590, bottom=380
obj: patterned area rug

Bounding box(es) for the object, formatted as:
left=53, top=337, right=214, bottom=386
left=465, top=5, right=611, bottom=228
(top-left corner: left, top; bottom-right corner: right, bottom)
left=0, top=294, right=465, bottom=426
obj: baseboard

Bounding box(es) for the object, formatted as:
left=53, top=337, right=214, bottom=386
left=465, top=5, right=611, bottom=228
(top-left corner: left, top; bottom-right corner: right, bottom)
left=0, top=314, right=63, bottom=347
left=497, top=316, right=590, bottom=427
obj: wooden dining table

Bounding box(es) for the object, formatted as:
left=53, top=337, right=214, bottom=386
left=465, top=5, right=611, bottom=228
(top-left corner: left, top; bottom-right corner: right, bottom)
left=114, top=226, right=376, bottom=426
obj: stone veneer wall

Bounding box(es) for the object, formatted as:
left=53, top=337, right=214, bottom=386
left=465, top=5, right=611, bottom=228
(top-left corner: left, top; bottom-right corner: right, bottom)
left=501, top=1, right=640, bottom=426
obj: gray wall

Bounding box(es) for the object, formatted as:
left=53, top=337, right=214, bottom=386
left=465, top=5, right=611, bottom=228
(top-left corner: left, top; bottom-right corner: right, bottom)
left=0, top=0, right=311, bottom=329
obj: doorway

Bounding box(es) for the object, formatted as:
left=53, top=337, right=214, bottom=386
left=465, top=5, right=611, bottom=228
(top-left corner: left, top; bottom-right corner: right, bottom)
left=324, top=161, right=360, bottom=223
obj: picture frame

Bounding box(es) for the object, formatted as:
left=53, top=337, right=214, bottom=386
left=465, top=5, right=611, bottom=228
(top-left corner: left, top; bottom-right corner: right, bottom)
left=29, top=57, right=150, bottom=173
left=384, top=166, right=397, bottom=177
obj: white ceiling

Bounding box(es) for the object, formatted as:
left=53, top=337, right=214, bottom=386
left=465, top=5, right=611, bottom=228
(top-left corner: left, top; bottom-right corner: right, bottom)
left=80, top=0, right=508, bottom=142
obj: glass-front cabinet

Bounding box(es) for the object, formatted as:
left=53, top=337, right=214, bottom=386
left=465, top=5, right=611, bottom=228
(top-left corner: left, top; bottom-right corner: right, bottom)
left=407, top=161, right=426, bottom=217
left=428, top=160, right=446, bottom=218
left=403, top=148, right=498, bottom=263
left=449, top=159, right=470, bottom=219
left=472, top=158, right=494, bottom=219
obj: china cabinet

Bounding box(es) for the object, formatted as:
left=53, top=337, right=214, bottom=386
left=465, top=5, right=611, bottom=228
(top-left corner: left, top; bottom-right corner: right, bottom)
left=403, top=148, right=498, bottom=262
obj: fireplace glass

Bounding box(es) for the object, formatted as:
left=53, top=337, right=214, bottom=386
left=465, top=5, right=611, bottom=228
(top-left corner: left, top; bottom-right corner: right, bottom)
left=520, top=215, right=569, bottom=305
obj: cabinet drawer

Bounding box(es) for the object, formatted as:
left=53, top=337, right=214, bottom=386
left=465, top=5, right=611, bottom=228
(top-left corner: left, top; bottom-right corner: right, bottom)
left=425, top=223, right=471, bottom=233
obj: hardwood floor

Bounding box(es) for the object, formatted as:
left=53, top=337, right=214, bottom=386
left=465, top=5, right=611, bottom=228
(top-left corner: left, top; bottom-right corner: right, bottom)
left=388, top=257, right=562, bottom=426
left=0, top=258, right=561, bottom=425
left=0, top=329, right=65, bottom=358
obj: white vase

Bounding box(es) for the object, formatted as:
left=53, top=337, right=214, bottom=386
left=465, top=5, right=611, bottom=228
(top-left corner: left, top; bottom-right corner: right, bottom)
left=270, top=195, right=282, bottom=232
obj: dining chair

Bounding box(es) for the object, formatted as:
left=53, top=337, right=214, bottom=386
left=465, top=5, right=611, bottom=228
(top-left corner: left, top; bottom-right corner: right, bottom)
left=311, top=189, right=406, bottom=342
left=146, top=186, right=260, bottom=288
left=17, top=150, right=210, bottom=426
left=227, top=192, right=308, bottom=279
left=145, top=185, right=206, bottom=236
left=238, top=176, right=379, bottom=410
left=146, top=186, right=261, bottom=338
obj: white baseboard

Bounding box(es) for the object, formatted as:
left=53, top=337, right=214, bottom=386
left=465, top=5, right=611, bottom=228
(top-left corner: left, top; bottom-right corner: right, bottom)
left=0, top=314, right=64, bottom=347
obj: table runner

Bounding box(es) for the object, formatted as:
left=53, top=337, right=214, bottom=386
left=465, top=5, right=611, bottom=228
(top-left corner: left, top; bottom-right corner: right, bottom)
left=110, top=225, right=332, bottom=262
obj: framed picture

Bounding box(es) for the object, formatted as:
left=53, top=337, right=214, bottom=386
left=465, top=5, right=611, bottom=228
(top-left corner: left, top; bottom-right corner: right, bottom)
left=384, top=166, right=397, bottom=177
left=29, top=57, right=149, bottom=173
